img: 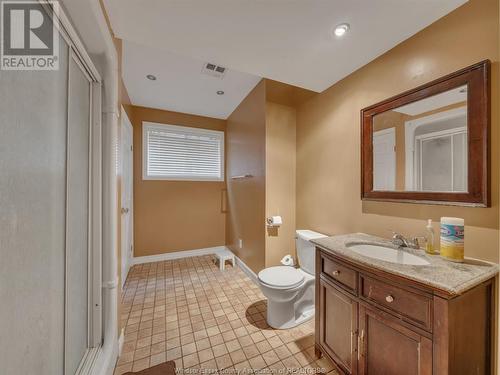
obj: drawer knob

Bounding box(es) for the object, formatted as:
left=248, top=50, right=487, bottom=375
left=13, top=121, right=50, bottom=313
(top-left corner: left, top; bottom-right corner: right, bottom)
left=385, top=295, right=394, bottom=303
left=332, top=270, right=340, bottom=276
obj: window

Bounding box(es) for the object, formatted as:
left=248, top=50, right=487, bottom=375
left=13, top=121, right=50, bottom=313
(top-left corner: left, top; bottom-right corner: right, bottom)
left=143, top=122, right=225, bottom=181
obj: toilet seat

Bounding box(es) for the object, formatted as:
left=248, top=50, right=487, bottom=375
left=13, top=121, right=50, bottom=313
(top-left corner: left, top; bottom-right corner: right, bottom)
left=258, top=266, right=304, bottom=289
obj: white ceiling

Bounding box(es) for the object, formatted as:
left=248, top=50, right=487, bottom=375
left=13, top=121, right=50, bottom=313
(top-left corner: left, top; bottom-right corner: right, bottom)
left=122, top=41, right=261, bottom=119
left=104, top=0, right=466, bottom=94
left=395, top=85, right=467, bottom=116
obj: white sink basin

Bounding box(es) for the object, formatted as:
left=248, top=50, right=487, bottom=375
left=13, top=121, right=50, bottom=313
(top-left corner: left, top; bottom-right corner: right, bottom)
left=347, top=243, right=430, bottom=266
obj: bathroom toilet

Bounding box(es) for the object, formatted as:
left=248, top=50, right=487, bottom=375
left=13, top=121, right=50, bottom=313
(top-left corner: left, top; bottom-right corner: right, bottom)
left=257, top=229, right=327, bottom=329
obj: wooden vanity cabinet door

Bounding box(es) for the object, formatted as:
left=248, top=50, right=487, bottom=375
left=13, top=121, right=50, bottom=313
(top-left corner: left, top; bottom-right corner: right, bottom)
left=358, top=304, right=432, bottom=375
left=319, top=277, right=358, bottom=375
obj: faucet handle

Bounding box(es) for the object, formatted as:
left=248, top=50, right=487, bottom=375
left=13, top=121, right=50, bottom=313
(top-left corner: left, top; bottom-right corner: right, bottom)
left=389, top=231, right=405, bottom=247
left=387, top=229, right=401, bottom=238
left=409, top=236, right=427, bottom=249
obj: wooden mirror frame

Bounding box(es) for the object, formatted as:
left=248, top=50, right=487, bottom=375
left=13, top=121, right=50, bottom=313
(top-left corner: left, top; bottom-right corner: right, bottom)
left=361, top=60, right=490, bottom=207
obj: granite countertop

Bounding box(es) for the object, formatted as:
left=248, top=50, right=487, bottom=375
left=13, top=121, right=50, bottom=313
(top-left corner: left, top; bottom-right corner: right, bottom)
left=312, top=233, right=499, bottom=296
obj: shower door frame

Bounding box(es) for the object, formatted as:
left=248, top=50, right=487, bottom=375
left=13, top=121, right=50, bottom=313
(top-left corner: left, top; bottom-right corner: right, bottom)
left=41, top=2, right=104, bottom=373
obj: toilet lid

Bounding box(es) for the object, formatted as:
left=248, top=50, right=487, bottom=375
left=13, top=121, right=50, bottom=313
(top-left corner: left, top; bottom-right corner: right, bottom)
left=258, top=266, right=305, bottom=288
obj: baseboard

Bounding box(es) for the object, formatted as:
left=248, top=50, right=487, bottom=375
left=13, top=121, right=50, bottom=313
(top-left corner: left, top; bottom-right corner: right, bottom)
left=131, top=245, right=260, bottom=286
left=118, top=328, right=125, bottom=356
left=234, top=254, right=259, bottom=285
left=131, top=246, right=227, bottom=265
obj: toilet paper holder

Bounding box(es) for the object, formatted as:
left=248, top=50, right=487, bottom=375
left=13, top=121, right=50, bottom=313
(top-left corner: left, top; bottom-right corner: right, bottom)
left=266, top=216, right=283, bottom=227
left=281, top=254, right=294, bottom=266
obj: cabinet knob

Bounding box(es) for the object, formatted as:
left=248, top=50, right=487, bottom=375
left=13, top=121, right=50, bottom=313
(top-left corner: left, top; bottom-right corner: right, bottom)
left=332, top=270, right=340, bottom=276
left=385, top=295, right=394, bottom=303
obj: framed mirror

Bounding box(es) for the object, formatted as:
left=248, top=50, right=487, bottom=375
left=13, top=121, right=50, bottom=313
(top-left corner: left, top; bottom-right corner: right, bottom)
left=361, top=60, right=490, bottom=207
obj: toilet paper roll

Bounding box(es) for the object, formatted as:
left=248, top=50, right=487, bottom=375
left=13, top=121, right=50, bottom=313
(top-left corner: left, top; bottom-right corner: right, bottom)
left=266, top=216, right=283, bottom=227
left=281, top=254, right=294, bottom=266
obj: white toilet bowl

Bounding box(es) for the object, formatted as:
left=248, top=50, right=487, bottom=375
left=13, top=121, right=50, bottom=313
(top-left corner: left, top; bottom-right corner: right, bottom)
left=258, top=266, right=315, bottom=329
left=257, top=230, right=327, bottom=329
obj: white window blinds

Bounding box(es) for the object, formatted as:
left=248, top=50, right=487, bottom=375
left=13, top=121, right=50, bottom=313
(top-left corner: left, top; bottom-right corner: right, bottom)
left=143, top=122, right=224, bottom=181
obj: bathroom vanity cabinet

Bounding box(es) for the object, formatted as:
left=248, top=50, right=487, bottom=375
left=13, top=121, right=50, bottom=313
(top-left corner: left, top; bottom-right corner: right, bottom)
left=314, top=247, right=495, bottom=375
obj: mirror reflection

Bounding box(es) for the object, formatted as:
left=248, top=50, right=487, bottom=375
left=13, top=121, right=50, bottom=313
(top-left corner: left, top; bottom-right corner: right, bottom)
left=372, top=85, right=468, bottom=192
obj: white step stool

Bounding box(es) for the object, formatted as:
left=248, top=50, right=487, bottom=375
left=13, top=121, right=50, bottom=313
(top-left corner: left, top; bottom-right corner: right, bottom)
left=214, top=249, right=235, bottom=271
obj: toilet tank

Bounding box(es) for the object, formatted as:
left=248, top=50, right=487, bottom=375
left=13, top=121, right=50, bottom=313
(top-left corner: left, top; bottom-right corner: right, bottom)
left=296, top=230, right=327, bottom=275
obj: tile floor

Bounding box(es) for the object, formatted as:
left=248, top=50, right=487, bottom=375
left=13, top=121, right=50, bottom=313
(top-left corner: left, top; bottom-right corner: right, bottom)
left=114, top=255, right=338, bottom=375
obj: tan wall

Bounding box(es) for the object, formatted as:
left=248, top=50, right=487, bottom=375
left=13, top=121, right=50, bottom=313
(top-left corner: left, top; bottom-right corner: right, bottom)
left=226, top=81, right=267, bottom=272
left=265, top=102, right=297, bottom=267
left=130, top=105, right=227, bottom=257
left=296, top=0, right=499, bottom=262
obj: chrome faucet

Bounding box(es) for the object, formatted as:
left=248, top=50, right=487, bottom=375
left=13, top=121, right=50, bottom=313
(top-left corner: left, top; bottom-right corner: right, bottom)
left=390, top=231, right=424, bottom=249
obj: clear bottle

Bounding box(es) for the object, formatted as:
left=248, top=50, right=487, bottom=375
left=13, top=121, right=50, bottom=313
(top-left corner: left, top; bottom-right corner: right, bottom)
left=425, top=219, right=435, bottom=254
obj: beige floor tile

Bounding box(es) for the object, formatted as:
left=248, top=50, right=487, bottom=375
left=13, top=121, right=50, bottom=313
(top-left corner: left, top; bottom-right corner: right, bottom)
left=166, top=337, right=180, bottom=350
left=215, top=353, right=232, bottom=370
left=115, top=256, right=317, bottom=374
left=151, top=341, right=166, bottom=355
left=282, top=355, right=301, bottom=370
left=199, top=359, right=218, bottom=372
left=183, top=353, right=199, bottom=368
left=151, top=332, right=166, bottom=345
left=267, top=335, right=283, bottom=348
left=198, top=348, right=215, bottom=363
left=117, top=350, right=135, bottom=366
left=136, top=336, right=152, bottom=349
left=113, top=363, right=132, bottom=375
left=212, top=343, right=228, bottom=357
left=225, top=338, right=242, bottom=353
left=262, top=349, right=280, bottom=366
left=242, top=344, right=260, bottom=360
left=133, top=346, right=151, bottom=361
left=229, top=349, right=247, bottom=365
left=274, top=345, right=293, bottom=360
left=132, top=357, right=150, bottom=372
left=256, top=340, right=272, bottom=354
left=196, top=337, right=211, bottom=351
left=182, top=342, right=197, bottom=356
left=150, top=352, right=166, bottom=367
left=209, top=334, right=224, bottom=346
left=166, top=346, right=182, bottom=361
left=248, top=355, right=266, bottom=370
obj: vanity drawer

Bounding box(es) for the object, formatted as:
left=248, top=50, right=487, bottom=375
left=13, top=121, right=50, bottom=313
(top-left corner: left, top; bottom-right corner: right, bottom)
left=360, top=275, right=432, bottom=331
left=320, top=254, right=358, bottom=294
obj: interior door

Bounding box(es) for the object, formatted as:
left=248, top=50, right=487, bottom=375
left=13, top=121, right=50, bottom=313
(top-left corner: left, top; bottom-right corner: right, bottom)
left=319, top=278, right=358, bottom=374
left=373, top=128, right=396, bottom=190
left=358, top=304, right=432, bottom=375
left=121, top=108, right=134, bottom=287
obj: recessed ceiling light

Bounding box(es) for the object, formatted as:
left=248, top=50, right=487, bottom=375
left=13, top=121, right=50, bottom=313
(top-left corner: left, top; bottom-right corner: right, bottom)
left=216, top=90, right=224, bottom=95
left=333, top=23, right=350, bottom=37
left=146, top=74, right=157, bottom=81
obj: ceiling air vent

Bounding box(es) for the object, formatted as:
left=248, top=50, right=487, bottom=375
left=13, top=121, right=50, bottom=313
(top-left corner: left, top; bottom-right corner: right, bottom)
left=201, top=62, right=227, bottom=79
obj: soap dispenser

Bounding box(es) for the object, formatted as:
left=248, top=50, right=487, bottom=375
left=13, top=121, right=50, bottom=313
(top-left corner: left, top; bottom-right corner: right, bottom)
left=425, top=219, right=435, bottom=254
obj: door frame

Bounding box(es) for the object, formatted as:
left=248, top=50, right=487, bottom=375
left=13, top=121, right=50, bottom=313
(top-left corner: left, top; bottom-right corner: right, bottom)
left=372, top=127, right=396, bottom=191
left=120, top=106, right=134, bottom=287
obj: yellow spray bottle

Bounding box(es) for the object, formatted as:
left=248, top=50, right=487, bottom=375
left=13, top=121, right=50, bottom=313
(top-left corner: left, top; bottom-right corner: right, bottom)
left=425, top=219, right=435, bottom=254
